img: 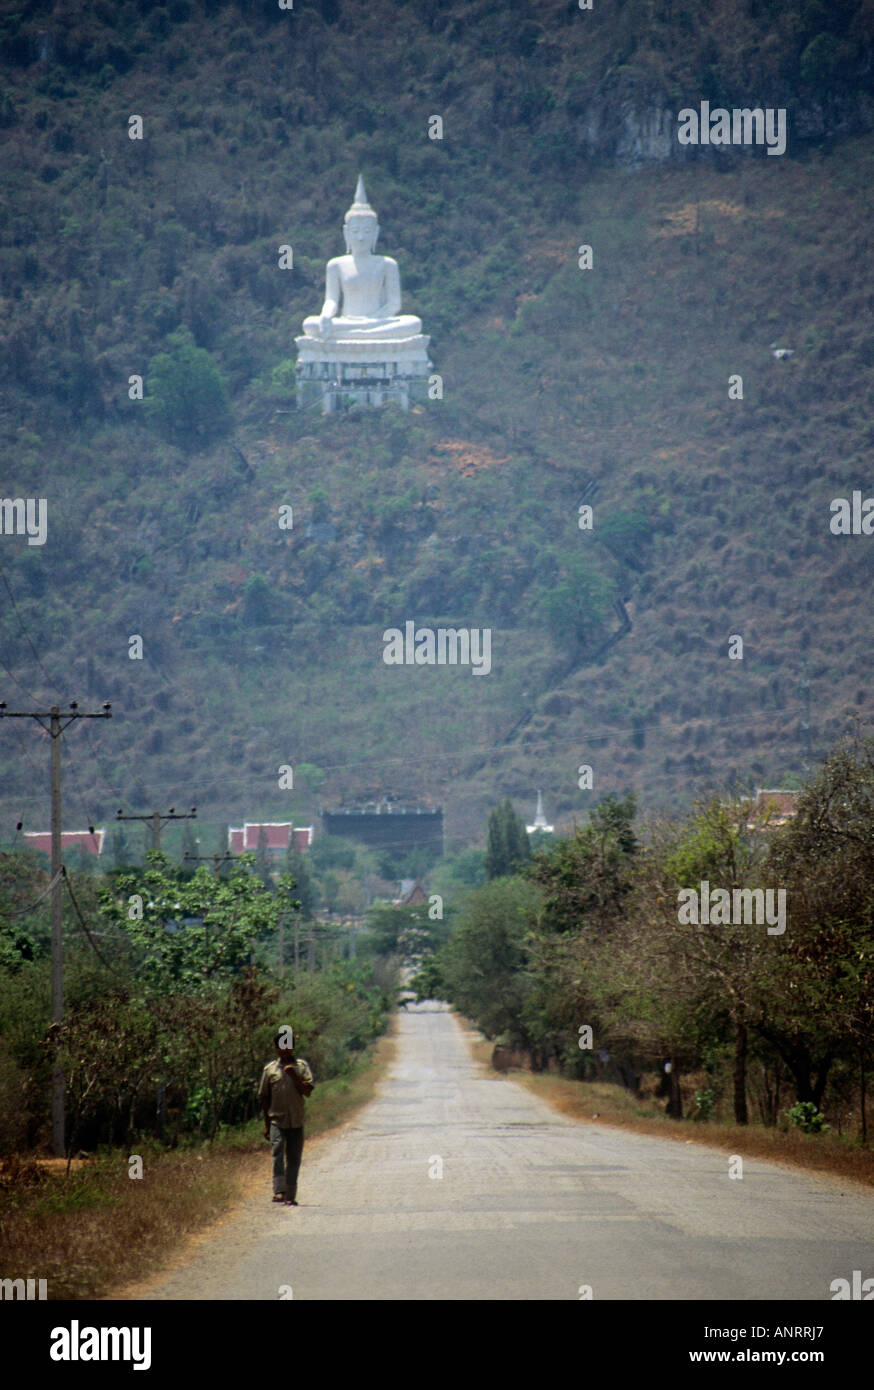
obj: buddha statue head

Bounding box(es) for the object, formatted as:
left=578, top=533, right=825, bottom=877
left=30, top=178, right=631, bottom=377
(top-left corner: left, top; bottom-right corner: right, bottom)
left=343, top=174, right=379, bottom=255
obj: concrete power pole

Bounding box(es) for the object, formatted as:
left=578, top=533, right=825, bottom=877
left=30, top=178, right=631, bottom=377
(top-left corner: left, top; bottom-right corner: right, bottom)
left=117, top=806, right=197, bottom=855
left=0, top=701, right=112, bottom=1156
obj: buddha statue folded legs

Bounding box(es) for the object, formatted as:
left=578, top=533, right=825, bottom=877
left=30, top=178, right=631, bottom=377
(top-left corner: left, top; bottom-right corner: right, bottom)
left=301, top=312, right=423, bottom=341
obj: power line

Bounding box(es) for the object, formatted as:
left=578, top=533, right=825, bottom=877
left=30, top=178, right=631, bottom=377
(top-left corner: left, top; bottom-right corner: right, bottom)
left=62, top=867, right=114, bottom=971
left=0, top=867, right=63, bottom=919
left=183, top=850, right=235, bottom=876
left=116, top=807, right=198, bottom=853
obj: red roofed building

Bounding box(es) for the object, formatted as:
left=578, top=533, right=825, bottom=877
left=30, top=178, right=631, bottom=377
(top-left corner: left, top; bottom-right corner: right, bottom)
left=228, top=823, right=313, bottom=855
left=24, top=829, right=106, bottom=857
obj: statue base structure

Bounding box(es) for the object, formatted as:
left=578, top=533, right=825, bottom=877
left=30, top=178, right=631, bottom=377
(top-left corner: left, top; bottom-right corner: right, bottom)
left=294, top=333, right=432, bottom=414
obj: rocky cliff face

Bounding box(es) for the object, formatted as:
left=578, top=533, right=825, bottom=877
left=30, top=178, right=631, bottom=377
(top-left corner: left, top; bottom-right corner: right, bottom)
left=575, top=101, right=676, bottom=167
left=575, top=94, right=874, bottom=168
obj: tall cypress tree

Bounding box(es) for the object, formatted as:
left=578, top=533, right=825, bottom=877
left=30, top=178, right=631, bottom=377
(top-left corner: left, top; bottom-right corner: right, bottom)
left=507, top=800, right=532, bottom=870
left=485, top=799, right=531, bottom=878
left=485, top=803, right=508, bottom=879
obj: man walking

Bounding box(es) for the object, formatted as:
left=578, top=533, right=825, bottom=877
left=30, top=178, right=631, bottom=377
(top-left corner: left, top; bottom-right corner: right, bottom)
left=258, top=1027, right=315, bottom=1206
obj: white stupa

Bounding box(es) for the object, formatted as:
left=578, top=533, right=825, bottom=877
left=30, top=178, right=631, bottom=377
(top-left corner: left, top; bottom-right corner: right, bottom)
left=526, top=790, right=554, bottom=835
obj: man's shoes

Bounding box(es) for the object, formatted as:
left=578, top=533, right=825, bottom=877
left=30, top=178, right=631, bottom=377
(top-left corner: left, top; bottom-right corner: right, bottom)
left=283, top=1198, right=298, bottom=1206
left=272, top=1193, right=287, bottom=1202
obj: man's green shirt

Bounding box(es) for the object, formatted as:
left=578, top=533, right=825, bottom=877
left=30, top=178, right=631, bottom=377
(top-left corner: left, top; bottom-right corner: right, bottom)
left=258, top=1057, right=315, bottom=1128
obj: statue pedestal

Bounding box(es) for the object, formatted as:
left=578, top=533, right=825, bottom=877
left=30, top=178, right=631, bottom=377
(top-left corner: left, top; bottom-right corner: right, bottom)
left=295, top=334, right=432, bottom=414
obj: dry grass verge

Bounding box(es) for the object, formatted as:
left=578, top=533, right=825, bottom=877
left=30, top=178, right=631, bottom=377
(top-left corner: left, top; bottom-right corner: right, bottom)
left=0, top=1024, right=396, bottom=1301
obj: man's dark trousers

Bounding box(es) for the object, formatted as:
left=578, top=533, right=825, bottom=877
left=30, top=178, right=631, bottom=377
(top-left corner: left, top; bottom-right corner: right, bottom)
left=271, top=1121, right=304, bottom=1201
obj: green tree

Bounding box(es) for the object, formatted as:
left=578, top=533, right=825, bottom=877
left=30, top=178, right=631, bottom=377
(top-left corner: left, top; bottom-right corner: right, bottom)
left=658, top=797, right=769, bottom=1124
left=97, top=851, right=285, bottom=992
left=763, top=731, right=874, bottom=1122
left=598, top=510, right=653, bottom=569
left=358, top=901, right=450, bottom=961
left=309, top=835, right=356, bottom=873
left=529, top=793, right=638, bottom=935
left=520, top=795, right=640, bottom=1074
left=0, top=851, right=50, bottom=969
left=144, top=327, right=230, bottom=442
left=485, top=799, right=531, bottom=879
left=439, top=877, right=542, bottom=1046
left=410, top=953, right=445, bottom=1003
left=538, top=551, right=613, bottom=650
left=446, top=847, right=486, bottom=887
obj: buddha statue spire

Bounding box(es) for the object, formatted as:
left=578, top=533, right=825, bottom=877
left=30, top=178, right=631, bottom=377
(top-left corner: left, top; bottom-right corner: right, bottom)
left=347, top=173, right=372, bottom=217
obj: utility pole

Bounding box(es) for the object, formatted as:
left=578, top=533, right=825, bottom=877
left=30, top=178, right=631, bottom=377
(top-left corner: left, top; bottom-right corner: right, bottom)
left=0, top=700, right=112, bottom=1157
left=117, top=806, right=197, bottom=855
left=183, top=850, right=234, bottom=875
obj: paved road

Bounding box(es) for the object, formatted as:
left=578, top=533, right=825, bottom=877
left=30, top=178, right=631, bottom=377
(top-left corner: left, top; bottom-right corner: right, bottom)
left=143, top=1004, right=872, bottom=1300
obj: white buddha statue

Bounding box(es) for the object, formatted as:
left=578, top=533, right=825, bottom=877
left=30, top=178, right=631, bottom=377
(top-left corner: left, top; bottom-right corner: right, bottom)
left=302, top=176, right=423, bottom=343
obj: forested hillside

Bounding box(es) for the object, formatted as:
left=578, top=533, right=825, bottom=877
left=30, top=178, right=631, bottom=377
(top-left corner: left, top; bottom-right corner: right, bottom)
left=1, top=0, right=873, bottom=850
